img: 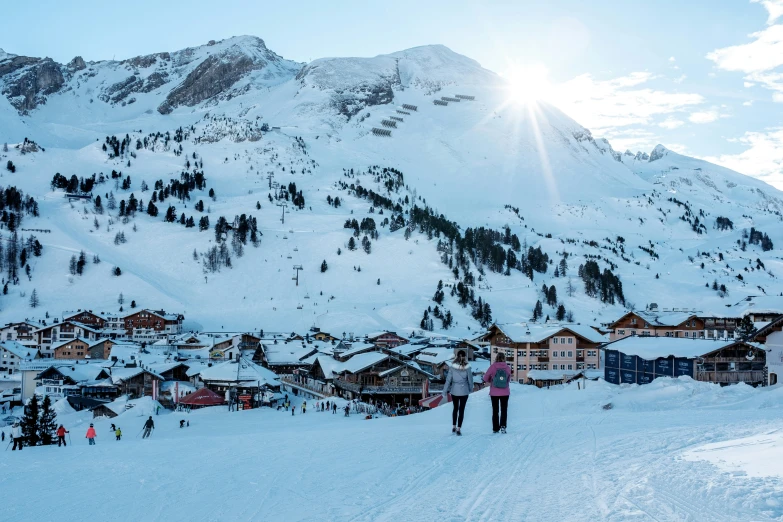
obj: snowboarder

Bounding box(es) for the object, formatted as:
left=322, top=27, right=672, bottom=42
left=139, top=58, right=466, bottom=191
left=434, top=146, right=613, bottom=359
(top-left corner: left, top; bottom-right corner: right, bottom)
left=86, top=424, right=97, bottom=445
left=142, top=416, right=154, bottom=438
left=483, top=352, right=512, bottom=434
left=179, top=420, right=185, bottom=429
left=11, top=422, right=23, bottom=450
left=344, top=404, right=350, bottom=417
left=115, top=427, right=122, bottom=441
left=56, top=425, right=69, bottom=447
left=442, top=350, right=473, bottom=436
left=332, top=402, right=337, bottom=414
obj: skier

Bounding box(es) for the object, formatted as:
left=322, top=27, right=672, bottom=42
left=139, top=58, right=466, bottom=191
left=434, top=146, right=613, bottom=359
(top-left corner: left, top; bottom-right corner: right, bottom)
left=302, top=401, right=307, bottom=414
left=291, top=404, right=295, bottom=416
left=326, top=400, right=330, bottom=411
left=115, top=427, right=122, bottom=441
left=483, top=352, right=513, bottom=434
left=284, top=400, right=289, bottom=412
left=344, top=404, right=350, bottom=417
left=56, top=425, right=69, bottom=447
left=441, top=350, right=473, bottom=436
left=11, top=421, right=23, bottom=450
left=86, top=423, right=97, bottom=445
left=186, top=420, right=189, bottom=427
left=179, top=420, right=185, bottom=429
left=332, top=402, right=337, bottom=414
left=110, top=423, right=116, bottom=433
left=142, top=416, right=154, bottom=438
left=316, top=401, right=320, bottom=412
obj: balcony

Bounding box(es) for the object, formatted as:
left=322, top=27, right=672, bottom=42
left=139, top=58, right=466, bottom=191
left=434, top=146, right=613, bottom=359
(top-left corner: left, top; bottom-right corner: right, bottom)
left=537, top=356, right=550, bottom=362
left=576, top=356, right=585, bottom=362
left=334, top=378, right=440, bottom=395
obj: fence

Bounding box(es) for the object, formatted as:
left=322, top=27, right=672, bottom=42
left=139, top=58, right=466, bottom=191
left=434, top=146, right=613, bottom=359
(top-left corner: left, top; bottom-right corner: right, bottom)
left=433, top=100, right=448, bottom=106
left=371, top=128, right=392, bottom=137
left=455, top=94, right=475, bottom=100
left=402, top=104, right=418, bottom=111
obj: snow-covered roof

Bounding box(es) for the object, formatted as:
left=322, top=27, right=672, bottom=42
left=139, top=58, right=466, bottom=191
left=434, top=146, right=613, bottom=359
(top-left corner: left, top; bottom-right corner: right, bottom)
left=313, top=356, right=345, bottom=379
left=147, top=362, right=187, bottom=375
left=109, top=367, right=164, bottom=384
left=470, top=358, right=491, bottom=375
left=264, top=345, right=316, bottom=365
left=606, top=337, right=756, bottom=360
left=0, top=341, right=38, bottom=359
left=338, top=342, right=376, bottom=358
left=493, top=323, right=607, bottom=344
left=341, top=352, right=389, bottom=374
left=51, top=337, right=92, bottom=350
left=199, top=357, right=279, bottom=386
left=723, top=296, right=783, bottom=318
left=39, top=362, right=110, bottom=383
left=415, top=348, right=454, bottom=366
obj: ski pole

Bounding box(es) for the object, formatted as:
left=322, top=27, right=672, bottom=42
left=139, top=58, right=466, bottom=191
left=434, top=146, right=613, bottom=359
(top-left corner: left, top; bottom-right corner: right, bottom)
left=5, top=441, right=11, bottom=451
left=68, top=433, right=72, bottom=446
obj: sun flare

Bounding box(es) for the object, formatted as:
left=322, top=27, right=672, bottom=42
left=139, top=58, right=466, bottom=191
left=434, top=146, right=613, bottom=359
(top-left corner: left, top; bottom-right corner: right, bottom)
left=505, top=63, right=551, bottom=104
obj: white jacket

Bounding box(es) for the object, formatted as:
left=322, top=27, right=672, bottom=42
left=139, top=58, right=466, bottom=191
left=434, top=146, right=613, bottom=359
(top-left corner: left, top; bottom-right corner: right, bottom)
left=11, top=425, right=22, bottom=438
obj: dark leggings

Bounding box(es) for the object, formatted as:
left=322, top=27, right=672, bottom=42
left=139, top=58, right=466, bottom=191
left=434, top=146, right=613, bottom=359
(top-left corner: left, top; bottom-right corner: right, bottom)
left=491, top=395, right=509, bottom=432
left=451, top=395, right=468, bottom=428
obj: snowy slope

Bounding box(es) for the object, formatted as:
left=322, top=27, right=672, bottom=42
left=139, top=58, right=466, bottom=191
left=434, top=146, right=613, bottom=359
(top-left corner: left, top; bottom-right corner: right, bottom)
left=2, top=380, right=783, bottom=521
left=0, top=38, right=782, bottom=334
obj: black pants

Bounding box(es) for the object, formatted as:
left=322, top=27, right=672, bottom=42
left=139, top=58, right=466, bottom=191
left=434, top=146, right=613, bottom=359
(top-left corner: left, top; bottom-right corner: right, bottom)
left=451, top=395, right=468, bottom=428
left=12, top=437, right=23, bottom=450
left=58, top=435, right=66, bottom=446
left=491, top=396, right=509, bottom=432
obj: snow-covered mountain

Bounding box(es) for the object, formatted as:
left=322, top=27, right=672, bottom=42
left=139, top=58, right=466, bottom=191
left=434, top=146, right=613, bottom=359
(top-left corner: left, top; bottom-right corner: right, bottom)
left=0, top=37, right=781, bottom=335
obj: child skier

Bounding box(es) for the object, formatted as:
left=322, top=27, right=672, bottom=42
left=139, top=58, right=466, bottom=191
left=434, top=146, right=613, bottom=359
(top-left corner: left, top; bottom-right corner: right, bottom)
left=86, top=424, right=97, bottom=445
left=56, top=425, right=69, bottom=447
left=115, top=427, right=122, bottom=441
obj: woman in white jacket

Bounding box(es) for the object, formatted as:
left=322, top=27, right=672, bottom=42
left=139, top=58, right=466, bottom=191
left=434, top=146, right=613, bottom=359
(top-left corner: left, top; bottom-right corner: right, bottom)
left=442, top=350, right=473, bottom=435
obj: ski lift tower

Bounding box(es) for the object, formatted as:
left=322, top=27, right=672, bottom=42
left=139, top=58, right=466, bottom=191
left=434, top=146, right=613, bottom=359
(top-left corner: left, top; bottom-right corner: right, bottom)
left=277, top=202, right=288, bottom=224
left=292, top=265, right=303, bottom=286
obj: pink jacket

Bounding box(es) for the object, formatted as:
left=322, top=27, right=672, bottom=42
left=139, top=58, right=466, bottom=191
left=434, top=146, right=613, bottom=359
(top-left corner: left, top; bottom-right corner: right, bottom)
left=85, top=427, right=96, bottom=439
left=483, top=362, right=513, bottom=397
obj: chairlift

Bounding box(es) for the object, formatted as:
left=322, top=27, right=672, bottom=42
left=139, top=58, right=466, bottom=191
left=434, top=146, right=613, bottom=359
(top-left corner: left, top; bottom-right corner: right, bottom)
left=283, top=235, right=288, bottom=239
left=287, top=254, right=292, bottom=259
left=289, top=229, right=294, bottom=234
left=304, top=294, right=310, bottom=299
left=293, top=247, right=298, bottom=252
left=297, top=304, right=303, bottom=310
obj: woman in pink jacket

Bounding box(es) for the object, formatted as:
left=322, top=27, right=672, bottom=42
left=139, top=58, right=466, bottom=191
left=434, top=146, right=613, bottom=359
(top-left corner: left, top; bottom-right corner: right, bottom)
left=85, top=423, right=97, bottom=445
left=483, top=353, right=512, bottom=433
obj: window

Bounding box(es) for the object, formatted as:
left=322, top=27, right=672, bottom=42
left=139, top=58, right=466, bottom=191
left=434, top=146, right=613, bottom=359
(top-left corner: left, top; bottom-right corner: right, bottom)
left=631, top=318, right=637, bottom=325
left=631, top=330, right=637, bottom=336
left=561, top=337, right=566, bottom=344
left=560, top=351, right=566, bottom=358
left=560, top=364, right=566, bottom=370
left=587, top=364, right=596, bottom=369
left=618, top=329, right=625, bottom=335
left=577, top=363, right=585, bottom=370
left=568, top=364, right=573, bottom=370
left=553, top=337, right=559, bottom=344
left=587, top=350, right=597, bottom=357
left=567, top=351, right=573, bottom=358
left=567, top=338, right=573, bottom=344
left=644, top=322, right=649, bottom=328
left=577, top=350, right=583, bottom=357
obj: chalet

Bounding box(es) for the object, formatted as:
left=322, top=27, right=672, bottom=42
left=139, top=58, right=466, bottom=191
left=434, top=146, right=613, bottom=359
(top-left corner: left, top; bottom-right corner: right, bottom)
left=210, top=334, right=261, bottom=360
left=607, top=311, right=704, bottom=341
left=122, top=309, right=184, bottom=339
left=53, top=338, right=91, bottom=359
left=0, top=321, right=39, bottom=346
left=365, top=331, right=409, bottom=348
left=88, top=339, right=115, bottom=359
left=0, top=341, right=39, bottom=374
left=147, top=362, right=190, bottom=381
left=725, top=295, right=783, bottom=323
left=263, top=343, right=318, bottom=374
left=311, top=331, right=338, bottom=342
left=479, top=323, right=605, bottom=383
left=62, top=310, right=107, bottom=329
left=333, top=352, right=434, bottom=405
left=415, top=348, right=455, bottom=379
left=753, top=315, right=783, bottom=385
left=335, top=342, right=376, bottom=362
left=33, top=363, right=113, bottom=400
left=603, top=337, right=766, bottom=386
left=109, top=366, right=164, bottom=398
left=199, top=356, right=280, bottom=397
left=34, top=321, right=101, bottom=357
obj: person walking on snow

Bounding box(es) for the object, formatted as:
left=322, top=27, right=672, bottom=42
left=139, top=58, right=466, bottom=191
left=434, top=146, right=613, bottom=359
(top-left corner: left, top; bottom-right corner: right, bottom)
left=86, top=424, right=97, bottom=445
left=115, top=427, right=122, bottom=441
left=11, top=422, right=23, bottom=450
left=344, top=404, right=350, bottom=417
left=302, top=401, right=307, bottom=414
left=142, top=416, right=155, bottom=438
left=56, top=425, right=69, bottom=447
left=180, top=420, right=186, bottom=429
left=332, top=402, right=337, bottom=414
left=442, top=350, right=473, bottom=436
left=483, top=352, right=513, bottom=434
left=316, top=401, right=320, bottom=412
left=110, top=423, right=116, bottom=433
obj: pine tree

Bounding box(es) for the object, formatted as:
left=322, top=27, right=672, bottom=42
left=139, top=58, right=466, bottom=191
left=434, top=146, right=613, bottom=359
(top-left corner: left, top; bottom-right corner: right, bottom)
left=320, top=260, right=328, bottom=273
left=118, top=293, right=124, bottom=305
left=556, top=304, right=566, bottom=321
left=113, top=266, right=122, bottom=276
left=347, top=237, right=357, bottom=251
left=21, top=394, right=40, bottom=446
left=533, top=300, right=543, bottom=321
left=735, top=316, right=757, bottom=339
left=29, top=289, right=39, bottom=308
left=39, top=395, right=57, bottom=445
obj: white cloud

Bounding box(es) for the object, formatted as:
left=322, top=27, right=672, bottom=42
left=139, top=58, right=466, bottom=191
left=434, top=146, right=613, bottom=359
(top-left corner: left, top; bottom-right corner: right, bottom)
left=744, top=81, right=756, bottom=87
left=752, top=0, right=783, bottom=24
left=551, top=72, right=704, bottom=136
left=688, top=108, right=729, bottom=124
left=703, top=127, right=783, bottom=189
left=673, top=74, right=687, bottom=84
left=706, top=24, right=783, bottom=73
left=669, top=56, right=676, bottom=62
left=659, top=117, right=685, bottom=129
left=743, top=100, right=754, bottom=106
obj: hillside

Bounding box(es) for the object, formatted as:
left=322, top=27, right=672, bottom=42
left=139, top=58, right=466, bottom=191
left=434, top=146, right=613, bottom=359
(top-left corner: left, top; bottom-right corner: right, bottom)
left=0, top=36, right=782, bottom=334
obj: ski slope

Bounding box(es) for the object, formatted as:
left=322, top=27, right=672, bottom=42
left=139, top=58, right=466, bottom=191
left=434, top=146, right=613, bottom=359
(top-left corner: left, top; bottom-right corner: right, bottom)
left=2, top=379, right=783, bottom=521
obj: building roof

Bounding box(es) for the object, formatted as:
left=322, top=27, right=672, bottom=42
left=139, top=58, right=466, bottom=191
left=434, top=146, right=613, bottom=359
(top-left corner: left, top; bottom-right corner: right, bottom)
left=723, top=296, right=783, bottom=318
left=109, top=367, right=164, bottom=384
left=179, top=387, right=225, bottom=406
left=341, top=352, right=389, bottom=374
left=526, top=369, right=581, bottom=381
left=37, top=362, right=110, bottom=383
left=51, top=337, right=92, bottom=351
left=1, top=341, right=38, bottom=360
left=492, top=323, right=607, bottom=344
left=339, top=342, right=377, bottom=358
left=313, top=355, right=345, bottom=379
left=605, top=337, right=758, bottom=360
left=415, top=348, right=454, bottom=366
left=199, top=357, right=279, bottom=386
left=264, top=345, right=317, bottom=365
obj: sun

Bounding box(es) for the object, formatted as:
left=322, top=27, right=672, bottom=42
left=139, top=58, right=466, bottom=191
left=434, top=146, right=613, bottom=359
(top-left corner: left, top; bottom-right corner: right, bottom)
left=504, top=63, right=551, bottom=104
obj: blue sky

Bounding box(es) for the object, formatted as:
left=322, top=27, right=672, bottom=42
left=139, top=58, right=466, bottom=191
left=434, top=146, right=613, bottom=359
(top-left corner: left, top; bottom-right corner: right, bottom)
left=3, top=0, right=783, bottom=187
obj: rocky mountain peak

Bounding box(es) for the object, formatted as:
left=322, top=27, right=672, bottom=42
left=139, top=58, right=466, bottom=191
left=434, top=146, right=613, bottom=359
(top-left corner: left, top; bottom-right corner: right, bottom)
left=649, top=144, right=669, bottom=162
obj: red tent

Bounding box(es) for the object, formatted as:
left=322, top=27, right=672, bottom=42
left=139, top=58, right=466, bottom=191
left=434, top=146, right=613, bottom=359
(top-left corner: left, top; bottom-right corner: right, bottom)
left=419, top=393, right=451, bottom=409
left=179, top=387, right=225, bottom=407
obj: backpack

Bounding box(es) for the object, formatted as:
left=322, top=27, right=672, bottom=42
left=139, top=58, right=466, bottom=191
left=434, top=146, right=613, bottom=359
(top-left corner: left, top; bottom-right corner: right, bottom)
left=492, top=367, right=509, bottom=388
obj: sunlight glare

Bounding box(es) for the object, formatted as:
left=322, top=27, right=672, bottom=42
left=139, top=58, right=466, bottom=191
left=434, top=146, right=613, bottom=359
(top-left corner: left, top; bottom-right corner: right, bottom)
left=505, top=63, right=551, bottom=104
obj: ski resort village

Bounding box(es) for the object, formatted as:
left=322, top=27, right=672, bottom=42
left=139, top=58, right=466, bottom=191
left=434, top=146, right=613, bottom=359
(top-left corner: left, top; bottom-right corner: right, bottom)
left=4, top=2, right=783, bottom=519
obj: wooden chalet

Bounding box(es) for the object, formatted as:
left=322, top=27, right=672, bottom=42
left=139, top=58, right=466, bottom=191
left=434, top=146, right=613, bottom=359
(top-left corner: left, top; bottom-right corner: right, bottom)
left=53, top=338, right=91, bottom=359
left=365, top=331, right=409, bottom=348
left=607, top=311, right=704, bottom=341
left=333, top=352, right=434, bottom=405
left=695, top=340, right=767, bottom=386
left=109, top=366, right=164, bottom=398
left=63, top=310, right=107, bottom=329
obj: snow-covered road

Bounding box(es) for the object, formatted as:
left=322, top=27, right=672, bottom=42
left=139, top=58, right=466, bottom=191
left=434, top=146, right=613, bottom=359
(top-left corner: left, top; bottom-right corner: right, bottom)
left=2, top=379, right=783, bottom=521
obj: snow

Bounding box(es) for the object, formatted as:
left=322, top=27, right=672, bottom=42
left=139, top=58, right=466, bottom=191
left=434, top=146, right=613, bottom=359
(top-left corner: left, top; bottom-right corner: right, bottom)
left=3, top=379, right=783, bottom=520
left=606, top=336, right=751, bottom=359
left=340, top=351, right=389, bottom=373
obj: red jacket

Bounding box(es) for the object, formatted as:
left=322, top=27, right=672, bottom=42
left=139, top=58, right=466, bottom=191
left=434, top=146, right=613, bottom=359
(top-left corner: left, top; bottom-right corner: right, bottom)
left=85, top=427, right=96, bottom=438
left=56, top=427, right=67, bottom=437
